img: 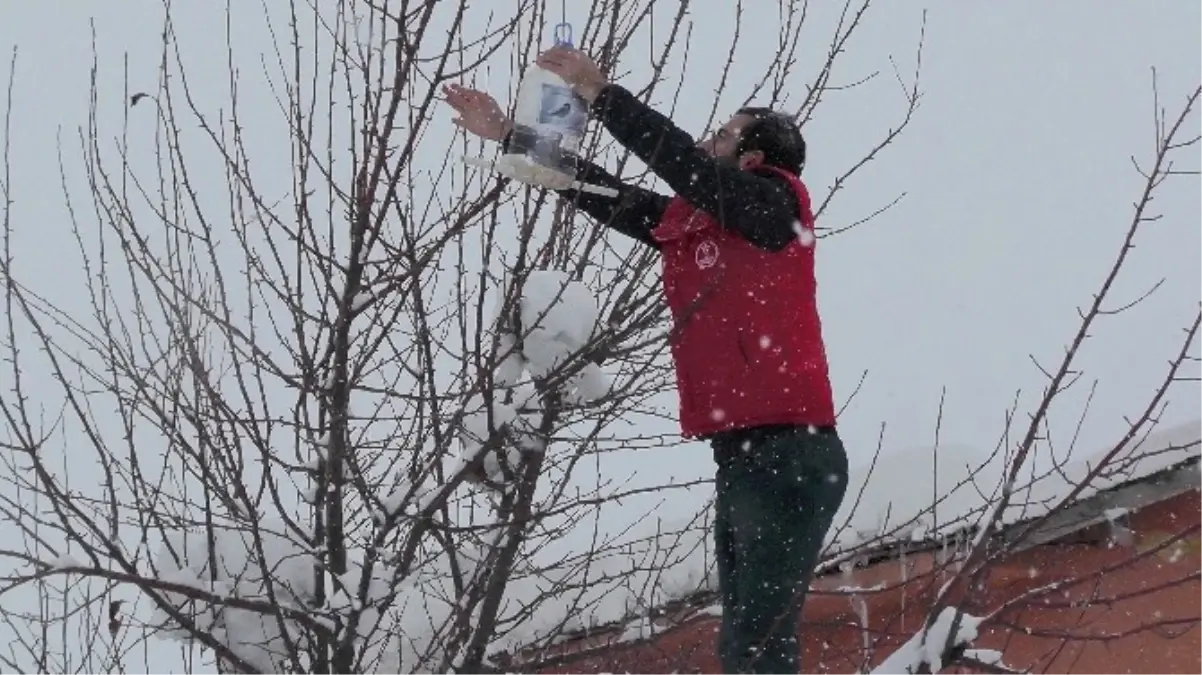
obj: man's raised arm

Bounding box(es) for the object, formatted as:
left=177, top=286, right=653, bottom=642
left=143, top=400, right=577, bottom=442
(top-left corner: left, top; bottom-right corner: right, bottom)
left=530, top=48, right=801, bottom=252
left=442, top=82, right=667, bottom=250
left=499, top=130, right=668, bottom=249
left=586, top=84, right=800, bottom=252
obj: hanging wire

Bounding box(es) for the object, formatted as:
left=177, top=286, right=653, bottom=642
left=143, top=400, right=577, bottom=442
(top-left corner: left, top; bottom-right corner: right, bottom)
left=553, top=0, right=572, bottom=47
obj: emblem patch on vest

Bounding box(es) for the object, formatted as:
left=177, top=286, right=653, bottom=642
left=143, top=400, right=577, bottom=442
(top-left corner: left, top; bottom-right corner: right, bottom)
left=694, top=239, right=719, bottom=269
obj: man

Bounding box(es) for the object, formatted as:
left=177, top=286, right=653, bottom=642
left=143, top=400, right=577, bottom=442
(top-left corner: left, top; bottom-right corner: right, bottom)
left=444, top=46, right=849, bottom=674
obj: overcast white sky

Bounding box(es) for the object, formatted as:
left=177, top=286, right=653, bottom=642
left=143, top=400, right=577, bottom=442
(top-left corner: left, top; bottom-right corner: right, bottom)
left=1, top=1, right=1199, bottom=670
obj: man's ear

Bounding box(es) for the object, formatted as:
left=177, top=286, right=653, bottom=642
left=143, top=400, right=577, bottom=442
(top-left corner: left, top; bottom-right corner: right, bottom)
left=737, top=150, right=765, bottom=170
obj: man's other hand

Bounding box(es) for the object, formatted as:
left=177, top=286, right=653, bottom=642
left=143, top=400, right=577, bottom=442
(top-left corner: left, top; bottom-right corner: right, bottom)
left=536, top=47, right=608, bottom=104
left=442, top=84, right=512, bottom=142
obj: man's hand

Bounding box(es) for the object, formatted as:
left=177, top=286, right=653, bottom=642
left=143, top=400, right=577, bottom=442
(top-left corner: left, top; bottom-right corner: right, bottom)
left=535, top=46, right=608, bottom=104
left=442, top=83, right=512, bottom=142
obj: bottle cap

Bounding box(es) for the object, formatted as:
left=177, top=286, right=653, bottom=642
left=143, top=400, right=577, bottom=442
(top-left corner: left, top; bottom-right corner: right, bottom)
left=553, top=22, right=573, bottom=47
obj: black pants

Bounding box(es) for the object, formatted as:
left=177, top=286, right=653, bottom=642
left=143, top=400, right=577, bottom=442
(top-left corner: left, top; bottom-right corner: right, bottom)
left=711, top=424, right=849, bottom=674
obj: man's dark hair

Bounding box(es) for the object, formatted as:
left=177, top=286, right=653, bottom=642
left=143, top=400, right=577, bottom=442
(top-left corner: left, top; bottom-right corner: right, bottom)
left=735, top=107, right=806, bottom=175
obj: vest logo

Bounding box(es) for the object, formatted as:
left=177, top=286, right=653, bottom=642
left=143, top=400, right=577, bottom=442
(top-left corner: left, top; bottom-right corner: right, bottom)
left=695, top=239, right=719, bottom=269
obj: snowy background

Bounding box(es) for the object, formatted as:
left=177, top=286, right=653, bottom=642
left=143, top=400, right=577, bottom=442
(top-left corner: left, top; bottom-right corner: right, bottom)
left=0, top=1, right=1198, bottom=673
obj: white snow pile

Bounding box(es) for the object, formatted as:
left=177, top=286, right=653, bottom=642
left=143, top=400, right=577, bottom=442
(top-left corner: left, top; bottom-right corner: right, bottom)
left=149, top=525, right=337, bottom=670
left=142, top=515, right=699, bottom=672
left=870, top=607, right=984, bottom=673
left=453, top=270, right=610, bottom=487
left=827, top=418, right=1201, bottom=555
left=147, top=522, right=490, bottom=673
left=44, top=554, right=83, bottom=570
left=791, top=219, right=816, bottom=247
left=507, top=270, right=609, bottom=403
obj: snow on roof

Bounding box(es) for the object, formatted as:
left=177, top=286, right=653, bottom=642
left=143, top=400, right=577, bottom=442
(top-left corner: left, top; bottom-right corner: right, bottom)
left=829, top=417, right=1201, bottom=557
left=490, top=417, right=1200, bottom=660
left=143, top=415, right=1198, bottom=671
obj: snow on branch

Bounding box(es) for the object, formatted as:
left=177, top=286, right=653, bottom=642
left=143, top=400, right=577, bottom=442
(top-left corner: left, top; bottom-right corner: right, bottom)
left=148, top=525, right=329, bottom=670
left=454, top=270, right=610, bottom=490
left=870, top=607, right=984, bottom=674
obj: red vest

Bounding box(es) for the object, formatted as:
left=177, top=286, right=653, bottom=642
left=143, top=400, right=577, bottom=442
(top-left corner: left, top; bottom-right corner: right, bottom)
left=651, top=166, right=836, bottom=438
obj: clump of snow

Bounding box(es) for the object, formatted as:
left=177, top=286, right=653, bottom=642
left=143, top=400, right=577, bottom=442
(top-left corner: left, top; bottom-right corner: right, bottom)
left=964, top=648, right=1008, bottom=669
left=792, top=220, right=816, bottom=247
left=150, top=525, right=316, bottom=621
left=351, top=290, right=373, bottom=311
left=516, top=271, right=603, bottom=387
left=45, top=554, right=82, bottom=570
left=459, top=394, right=518, bottom=453
left=452, top=393, right=524, bottom=489
left=617, top=615, right=658, bottom=643
left=376, top=455, right=448, bottom=521
left=451, top=271, right=612, bottom=489
left=492, top=333, right=526, bottom=390
left=565, top=362, right=611, bottom=404
left=147, top=521, right=317, bottom=667
left=320, top=370, right=337, bottom=390
left=1103, top=506, right=1129, bottom=522
left=145, top=521, right=419, bottom=672
left=871, top=606, right=983, bottom=674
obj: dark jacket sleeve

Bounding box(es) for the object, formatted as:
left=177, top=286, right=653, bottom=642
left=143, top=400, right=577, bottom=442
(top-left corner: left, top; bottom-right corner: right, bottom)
left=588, top=84, right=800, bottom=252
left=502, top=132, right=668, bottom=250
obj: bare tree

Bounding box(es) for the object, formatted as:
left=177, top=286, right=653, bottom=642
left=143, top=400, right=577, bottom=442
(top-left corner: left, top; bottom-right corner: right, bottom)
left=862, top=75, right=1201, bottom=675
left=0, top=0, right=932, bottom=673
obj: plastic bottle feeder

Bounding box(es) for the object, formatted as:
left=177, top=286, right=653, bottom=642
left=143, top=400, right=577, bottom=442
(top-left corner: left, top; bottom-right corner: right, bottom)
left=463, top=24, right=618, bottom=198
